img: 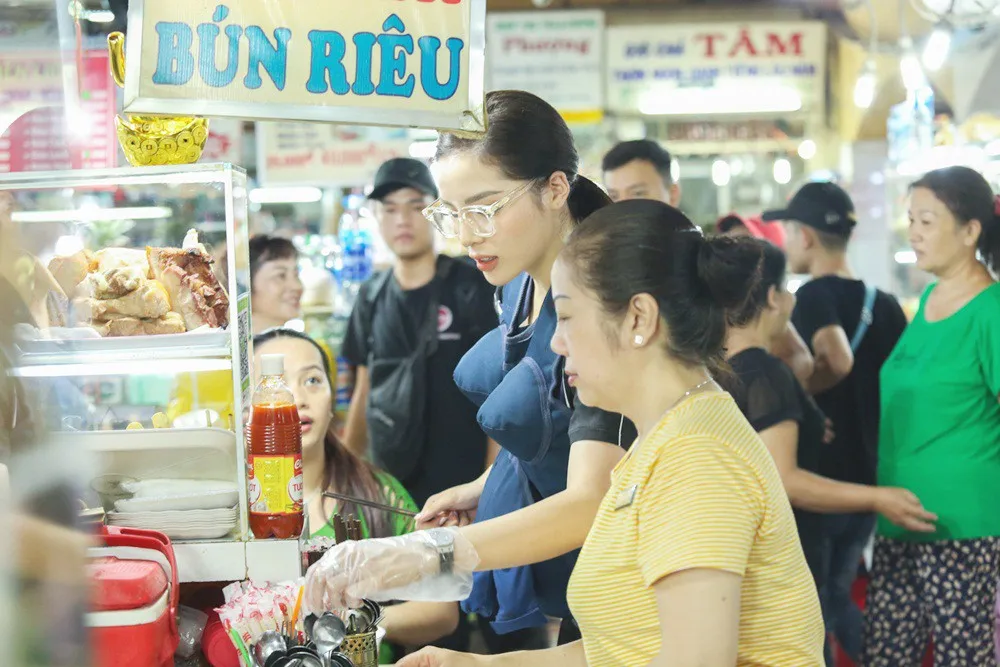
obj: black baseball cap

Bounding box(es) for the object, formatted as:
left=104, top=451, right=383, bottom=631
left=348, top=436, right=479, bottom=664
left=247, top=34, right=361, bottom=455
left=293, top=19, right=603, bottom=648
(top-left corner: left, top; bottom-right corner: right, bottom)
left=368, top=158, right=438, bottom=201
left=761, top=181, right=857, bottom=237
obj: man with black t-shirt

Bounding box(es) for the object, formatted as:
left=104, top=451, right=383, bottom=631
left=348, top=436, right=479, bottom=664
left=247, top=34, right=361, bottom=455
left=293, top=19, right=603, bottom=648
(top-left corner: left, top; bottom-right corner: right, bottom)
left=762, top=182, right=908, bottom=665
left=342, top=158, right=498, bottom=508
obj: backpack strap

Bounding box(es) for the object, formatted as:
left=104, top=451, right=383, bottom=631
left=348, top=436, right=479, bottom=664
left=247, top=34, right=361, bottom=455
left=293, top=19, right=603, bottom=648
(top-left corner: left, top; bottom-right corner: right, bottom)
left=362, top=269, right=395, bottom=354
left=850, top=284, right=877, bottom=353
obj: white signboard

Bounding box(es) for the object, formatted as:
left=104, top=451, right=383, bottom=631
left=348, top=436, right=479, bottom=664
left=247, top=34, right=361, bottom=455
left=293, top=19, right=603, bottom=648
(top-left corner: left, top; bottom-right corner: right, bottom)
left=606, top=22, right=826, bottom=115
left=200, top=118, right=245, bottom=165
left=257, top=123, right=412, bottom=186
left=122, top=0, right=487, bottom=132
left=487, top=10, right=603, bottom=116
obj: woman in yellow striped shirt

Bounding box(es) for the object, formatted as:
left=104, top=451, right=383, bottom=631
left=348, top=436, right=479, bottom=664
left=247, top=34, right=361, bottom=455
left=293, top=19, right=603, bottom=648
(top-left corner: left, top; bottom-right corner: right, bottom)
left=399, top=200, right=823, bottom=667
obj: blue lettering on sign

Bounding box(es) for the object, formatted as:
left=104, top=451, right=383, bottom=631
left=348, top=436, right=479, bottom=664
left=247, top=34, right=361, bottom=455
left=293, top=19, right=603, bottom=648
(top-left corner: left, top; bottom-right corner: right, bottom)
left=149, top=4, right=466, bottom=101
left=375, top=15, right=415, bottom=98
left=418, top=35, right=464, bottom=101
left=351, top=31, right=377, bottom=96
left=306, top=30, right=351, bottom=94
left=656, top=42, right=684, bottom=56
left=625, top=43, right=649, bottom=58
left=614, top=69, right=645, bottom=81
left=197, top=5, right=241, bottom=88
left=244, top=26, right=291, bottom=90
left=152, top=22, right=196, bottom=85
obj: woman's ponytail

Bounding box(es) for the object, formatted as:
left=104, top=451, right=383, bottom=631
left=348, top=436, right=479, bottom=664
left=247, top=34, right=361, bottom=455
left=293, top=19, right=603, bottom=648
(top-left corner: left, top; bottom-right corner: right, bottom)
left=567, top=175, right=612, bottom=224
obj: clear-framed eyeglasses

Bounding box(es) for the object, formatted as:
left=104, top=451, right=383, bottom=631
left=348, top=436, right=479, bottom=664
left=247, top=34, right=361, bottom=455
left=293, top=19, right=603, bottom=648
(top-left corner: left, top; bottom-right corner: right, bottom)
left=422, top=180, right=536, bottom=239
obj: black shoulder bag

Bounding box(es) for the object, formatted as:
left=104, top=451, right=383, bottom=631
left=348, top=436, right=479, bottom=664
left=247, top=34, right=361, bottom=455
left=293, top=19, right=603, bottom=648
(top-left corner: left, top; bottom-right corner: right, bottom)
left=364, top=274, right=441, bottom=481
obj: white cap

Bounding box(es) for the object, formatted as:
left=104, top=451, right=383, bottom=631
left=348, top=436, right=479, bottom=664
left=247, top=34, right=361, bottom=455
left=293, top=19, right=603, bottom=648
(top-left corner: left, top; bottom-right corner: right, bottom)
left=260, top=354, right=285, bottom=377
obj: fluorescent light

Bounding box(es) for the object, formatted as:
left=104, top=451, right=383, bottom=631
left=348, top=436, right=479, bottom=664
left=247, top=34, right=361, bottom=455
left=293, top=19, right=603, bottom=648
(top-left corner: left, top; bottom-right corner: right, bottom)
left=84, top=9, right=114, bottom=22
left=922, top=27, right=951, bottom=72
left=798, top=140, right=817, bottom=161
left=12, top=206, right=172, bottom=223
left=54, top=235, right=84, bottom=256
left=773, top=158, right=792, bottom=185
left=638, top=85, right=803, bottom=116
left=249, top=187, right=322, bottom=204
left=900, top=38, right=926, bottom=91
left=10, top=358, right=232, bottom=378
left=408, top=141, right=436, bottom=159
left=895, top=144, right=987, bottom=177
left=894, top=250, right=917, bottom=264
left=854, top=60, right=877, bottom=109
left=711, top=159, right=731, bottom=187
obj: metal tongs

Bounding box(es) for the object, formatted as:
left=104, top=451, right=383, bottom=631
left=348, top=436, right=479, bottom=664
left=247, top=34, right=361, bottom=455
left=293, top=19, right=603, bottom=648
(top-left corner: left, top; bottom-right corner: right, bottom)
left=323, top=491, right=418, bottom=518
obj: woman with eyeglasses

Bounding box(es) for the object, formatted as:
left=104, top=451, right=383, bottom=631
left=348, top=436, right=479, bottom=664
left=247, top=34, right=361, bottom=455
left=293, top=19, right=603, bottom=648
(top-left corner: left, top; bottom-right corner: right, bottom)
left=305, top=91, right=634, bottom=644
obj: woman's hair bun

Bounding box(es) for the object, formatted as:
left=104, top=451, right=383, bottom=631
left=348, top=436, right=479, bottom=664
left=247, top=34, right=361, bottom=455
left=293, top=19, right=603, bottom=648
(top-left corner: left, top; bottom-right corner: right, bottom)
left=694, top=236, right=764, bottom=310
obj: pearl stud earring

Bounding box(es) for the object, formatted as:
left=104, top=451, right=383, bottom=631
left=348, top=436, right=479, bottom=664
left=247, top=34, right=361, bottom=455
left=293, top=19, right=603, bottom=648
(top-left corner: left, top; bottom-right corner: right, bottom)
left=633, top=335, right=644, bottom=346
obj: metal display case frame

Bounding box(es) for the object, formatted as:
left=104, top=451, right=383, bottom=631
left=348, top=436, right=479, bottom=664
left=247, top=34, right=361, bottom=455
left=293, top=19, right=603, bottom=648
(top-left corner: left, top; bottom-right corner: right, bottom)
left=1, top=163, right=301, bottom=582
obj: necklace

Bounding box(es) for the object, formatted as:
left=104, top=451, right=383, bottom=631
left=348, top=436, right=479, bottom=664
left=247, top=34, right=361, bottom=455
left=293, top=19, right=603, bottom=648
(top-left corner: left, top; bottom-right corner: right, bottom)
left=671, top=377, right=716, bottom=410
left=626, top=377, right=718, bottom=460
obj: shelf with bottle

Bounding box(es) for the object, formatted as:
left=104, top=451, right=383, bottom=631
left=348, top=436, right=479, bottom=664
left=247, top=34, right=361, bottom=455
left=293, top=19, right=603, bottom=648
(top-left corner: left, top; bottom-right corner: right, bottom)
left=3, top=164, right=305, bottom=582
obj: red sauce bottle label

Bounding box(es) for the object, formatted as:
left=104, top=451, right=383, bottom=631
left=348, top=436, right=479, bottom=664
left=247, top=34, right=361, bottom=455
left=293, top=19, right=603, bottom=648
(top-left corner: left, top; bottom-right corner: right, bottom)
left=248, top=454, right=303, bottom=515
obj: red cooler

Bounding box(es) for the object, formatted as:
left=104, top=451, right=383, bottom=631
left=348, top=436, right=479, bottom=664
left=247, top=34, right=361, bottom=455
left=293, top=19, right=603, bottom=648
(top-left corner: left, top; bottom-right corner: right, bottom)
left=86, top=526, right=179, bottom=667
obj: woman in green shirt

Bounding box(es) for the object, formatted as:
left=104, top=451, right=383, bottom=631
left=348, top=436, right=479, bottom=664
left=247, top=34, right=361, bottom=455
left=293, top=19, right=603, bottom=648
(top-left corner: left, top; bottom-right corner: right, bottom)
left=864, top=166, right=1000, bottom=667
left=253, top=329, right=459, bottom=663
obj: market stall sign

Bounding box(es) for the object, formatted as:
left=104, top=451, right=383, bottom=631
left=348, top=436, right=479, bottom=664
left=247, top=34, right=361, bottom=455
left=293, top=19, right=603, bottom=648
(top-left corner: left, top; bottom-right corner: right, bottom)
left=257, top=123, right=411, bottom=186
left=606, top=22, right=827, bottom=116
left=121, top=0, right=486, bottom=133
left=0, top=50, right=117, bottom=172
left=486, top=10, right=604, bottom=120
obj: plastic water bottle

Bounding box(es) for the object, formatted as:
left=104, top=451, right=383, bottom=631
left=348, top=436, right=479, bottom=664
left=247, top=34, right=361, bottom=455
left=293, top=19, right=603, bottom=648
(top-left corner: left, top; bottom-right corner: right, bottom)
left=338, top=196, right=374, bottom=310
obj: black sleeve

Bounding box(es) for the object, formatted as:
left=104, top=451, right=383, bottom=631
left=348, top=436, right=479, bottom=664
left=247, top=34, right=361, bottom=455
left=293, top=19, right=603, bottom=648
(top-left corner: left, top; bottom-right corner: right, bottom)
left=340, top=281, right=373, bottom=367
left=791, top=280, right=841, bottom=350
left=568, top=402, right=638, bottom=449
left=470, top=278, right=500, bottom=340
left=740, top=360, right=804, bottom=433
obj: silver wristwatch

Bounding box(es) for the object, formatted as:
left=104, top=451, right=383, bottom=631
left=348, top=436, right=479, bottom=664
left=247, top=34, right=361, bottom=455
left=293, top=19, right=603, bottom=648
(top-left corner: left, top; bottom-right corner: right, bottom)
left=426, top=528, right=456, bottom=575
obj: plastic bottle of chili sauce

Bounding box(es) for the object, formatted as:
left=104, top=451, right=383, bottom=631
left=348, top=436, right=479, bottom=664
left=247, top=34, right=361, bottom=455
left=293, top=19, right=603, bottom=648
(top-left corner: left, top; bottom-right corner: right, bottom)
left=247, top=353, right=304, bottom=539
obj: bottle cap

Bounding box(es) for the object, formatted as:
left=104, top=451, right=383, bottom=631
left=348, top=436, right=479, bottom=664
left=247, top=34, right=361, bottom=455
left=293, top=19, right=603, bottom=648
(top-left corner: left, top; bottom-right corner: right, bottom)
left=260, top=354, right=284, bottom=377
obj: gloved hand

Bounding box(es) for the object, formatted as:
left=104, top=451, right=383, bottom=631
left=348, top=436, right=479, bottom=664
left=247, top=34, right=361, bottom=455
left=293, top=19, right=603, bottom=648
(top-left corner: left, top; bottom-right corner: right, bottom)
left=304, top=528, right=479, bottom=613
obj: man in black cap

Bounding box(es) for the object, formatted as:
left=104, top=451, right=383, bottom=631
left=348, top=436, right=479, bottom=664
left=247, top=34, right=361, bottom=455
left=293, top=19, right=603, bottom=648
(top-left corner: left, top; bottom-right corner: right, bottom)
left=342, top=157, right=497, bottom=505
left=762, top=181, right=908, bottom=666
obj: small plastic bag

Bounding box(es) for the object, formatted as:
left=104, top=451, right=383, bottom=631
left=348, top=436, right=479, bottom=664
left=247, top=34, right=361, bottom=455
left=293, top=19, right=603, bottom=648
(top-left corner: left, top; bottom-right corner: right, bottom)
left=175, top=605, right=209, bottom=659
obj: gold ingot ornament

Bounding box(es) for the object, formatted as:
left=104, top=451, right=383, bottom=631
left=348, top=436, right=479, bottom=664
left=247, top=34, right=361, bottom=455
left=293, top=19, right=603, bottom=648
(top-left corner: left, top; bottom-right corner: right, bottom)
left=108, top=32, right=210, bottom=167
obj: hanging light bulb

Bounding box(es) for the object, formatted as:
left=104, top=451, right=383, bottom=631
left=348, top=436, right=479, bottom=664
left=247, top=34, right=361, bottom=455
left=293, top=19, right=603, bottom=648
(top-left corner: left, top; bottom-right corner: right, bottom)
left=854, top=59, right=877, bottom=109
left=773, top=158, right=792, bottom=185
left=922, top=25, right=951, bottom=72
left=711, top=159, right=731, bottom=187
left=900, top=36, right=926, bottom=91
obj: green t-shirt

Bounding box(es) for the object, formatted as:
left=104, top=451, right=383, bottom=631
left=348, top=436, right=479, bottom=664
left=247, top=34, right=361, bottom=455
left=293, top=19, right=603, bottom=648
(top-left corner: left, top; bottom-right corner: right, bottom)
left=311, top=471, right=419, bottom=664
left=878, top=282, right=1000, bottom=542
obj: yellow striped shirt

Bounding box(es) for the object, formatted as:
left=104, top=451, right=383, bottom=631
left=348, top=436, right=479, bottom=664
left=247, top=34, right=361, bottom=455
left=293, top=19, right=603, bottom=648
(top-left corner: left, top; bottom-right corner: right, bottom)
left=567, top=392, right=824, bottom=666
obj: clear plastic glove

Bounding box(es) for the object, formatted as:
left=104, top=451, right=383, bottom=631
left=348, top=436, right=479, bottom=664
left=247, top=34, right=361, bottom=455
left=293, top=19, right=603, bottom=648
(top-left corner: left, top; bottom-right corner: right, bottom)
left=304, top=528, right=479, bottom=613
left=415, top=479, right=484, bottom=530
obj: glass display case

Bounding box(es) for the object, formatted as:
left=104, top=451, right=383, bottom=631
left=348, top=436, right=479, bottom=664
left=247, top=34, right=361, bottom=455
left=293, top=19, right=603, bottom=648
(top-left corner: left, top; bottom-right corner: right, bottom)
left=1, top=163, right=301, bottom=583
